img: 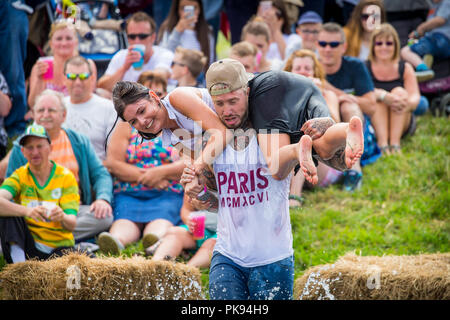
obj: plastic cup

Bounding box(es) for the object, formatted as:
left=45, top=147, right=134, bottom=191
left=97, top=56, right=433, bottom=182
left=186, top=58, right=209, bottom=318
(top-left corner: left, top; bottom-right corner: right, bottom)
left=132, top=44, right=146, bottom=70
left=39, top=56, right=54, bottom=80
left=42, top=201, right=56, bottom=221
left=190, top=212, right=206, bottom=240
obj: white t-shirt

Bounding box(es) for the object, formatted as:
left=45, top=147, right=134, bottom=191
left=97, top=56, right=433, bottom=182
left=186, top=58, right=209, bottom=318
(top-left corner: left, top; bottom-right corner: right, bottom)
left=160, top=88, right=215, bottom=151
left=212, top=135, right=293, bottom=268
left=267, top=33, right=300, bottom=61
left=63, top=94, right=117, bottom=160
left=104, top=45, right=174, bottom=82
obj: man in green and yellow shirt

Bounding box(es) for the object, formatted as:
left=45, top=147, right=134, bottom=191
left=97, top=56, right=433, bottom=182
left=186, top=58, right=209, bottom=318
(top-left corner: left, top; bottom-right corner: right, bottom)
left=0, top=124, right=79, bottom=263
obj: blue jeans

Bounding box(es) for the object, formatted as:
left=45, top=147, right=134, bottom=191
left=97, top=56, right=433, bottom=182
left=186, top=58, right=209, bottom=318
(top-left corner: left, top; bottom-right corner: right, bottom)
left=209, top=251, right=294, bottom=300
left=410, top=32, right=450, bottom=60
left=0, top=0, right=29, bottom=136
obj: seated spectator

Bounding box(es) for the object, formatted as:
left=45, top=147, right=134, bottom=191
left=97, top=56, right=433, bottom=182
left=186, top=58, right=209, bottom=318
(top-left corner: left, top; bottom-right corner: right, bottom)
left=151, top=194, right=217, bottom=267
left=285, top=10, right=323, bottom=59
left=157, top=0, right=215, bottom=68
left=97, top=12, right=174, bottom=93
left=229, top=41, right=258, bottom=73
left=28, top=19, right=98, bottom=111
left=284, top=49, right=342, bottom=206
left=170, top=46, right=207, bottom=88
left=62, top=56, right=118, bottom=161
left=344, top=0, right=386, bottom=61
left=137, top=70, right=168, bottom=99
left=0, top=124, right=79, bottom=263
left=318, top=22, right=377, bottom=192
left=366, top=24, right=421, bottom=154
left=98, top=120, right=185, bottom=255
left=284, top=49, right=340, bottom=122
left=400, top=0, right=450, bottom=82
left=6, top=89, right=113, bottom=242
left=0, top=71, right=12, bottom=160
left=241, top=18, right=275, bottom=72
left=256, top=0, right=295, bottom=61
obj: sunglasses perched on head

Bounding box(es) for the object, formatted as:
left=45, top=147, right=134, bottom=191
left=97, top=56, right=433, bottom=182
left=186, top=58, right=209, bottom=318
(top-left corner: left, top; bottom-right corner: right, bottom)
left=65, top=72, right=91, bottom=80
left=127, top=33, right=152, bottom=40
left=361, top=13, right=380, bottom=21
left=375, top=41, right=394, bottom=46
left=318, top=41, right=342, bottom=48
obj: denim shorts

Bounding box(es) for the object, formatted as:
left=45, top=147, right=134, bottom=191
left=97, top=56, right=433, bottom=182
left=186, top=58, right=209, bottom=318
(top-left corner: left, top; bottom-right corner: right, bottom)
left=410, top=32, right=450, bottom=60
left=209, top=251, right=294, bottom=300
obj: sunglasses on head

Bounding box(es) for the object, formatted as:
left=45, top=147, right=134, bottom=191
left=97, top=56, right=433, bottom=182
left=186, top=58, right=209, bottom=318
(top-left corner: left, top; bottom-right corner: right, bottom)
left=65, top=72, right=91, bottom=80
left=375, top=41, right=394, bottom=46
left=127, top=33, right=152, bottom=40
left=318, top=41, right=342, bottom=48
left=361, top=13, right=380, bottom=21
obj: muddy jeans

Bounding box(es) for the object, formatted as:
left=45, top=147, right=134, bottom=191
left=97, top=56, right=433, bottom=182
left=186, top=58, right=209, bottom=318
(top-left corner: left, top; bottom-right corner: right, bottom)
left=209, top=251, right=294, bottom=300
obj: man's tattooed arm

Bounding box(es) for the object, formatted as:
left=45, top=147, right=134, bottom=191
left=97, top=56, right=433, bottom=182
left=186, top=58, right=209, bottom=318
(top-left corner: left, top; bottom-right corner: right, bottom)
left=302, top=117, right=335, bottom=139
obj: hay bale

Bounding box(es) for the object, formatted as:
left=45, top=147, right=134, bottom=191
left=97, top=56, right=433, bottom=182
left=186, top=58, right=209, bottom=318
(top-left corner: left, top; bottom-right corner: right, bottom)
left=0, top=252, right=204, bottom=300
left=294, top=252, right=450, bottom=300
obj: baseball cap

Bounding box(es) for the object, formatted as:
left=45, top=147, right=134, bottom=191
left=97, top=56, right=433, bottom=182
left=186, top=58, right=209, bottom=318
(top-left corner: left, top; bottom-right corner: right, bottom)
left=19, top=124, right=51, bottom=146
left=206, top=58, right=254, bottom=96
left=297, top=11, right=323, bottom=25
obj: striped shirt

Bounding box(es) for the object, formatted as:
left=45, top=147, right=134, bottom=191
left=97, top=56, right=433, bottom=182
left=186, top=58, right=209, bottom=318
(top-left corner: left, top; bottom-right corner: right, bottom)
left=0, top=161, right=79, bottom=250
left=50, top=130, right=79, bottom=182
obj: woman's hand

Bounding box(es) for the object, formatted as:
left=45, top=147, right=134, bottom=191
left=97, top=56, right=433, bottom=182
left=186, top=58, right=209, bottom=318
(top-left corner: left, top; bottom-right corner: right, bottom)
left=137, top=167, right=169, bottom=189
left=31, top=60, right=49, bottom=79
left=90, top=199, right=113, bottom=219
left=175, top=11, right=198, bottom=32
left=384, top=92, right=408, bottom=113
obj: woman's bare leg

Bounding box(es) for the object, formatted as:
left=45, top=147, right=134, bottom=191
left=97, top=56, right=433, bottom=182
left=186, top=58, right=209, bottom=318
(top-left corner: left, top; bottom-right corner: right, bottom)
left=152, top=226, right=196, bottom=261
left=187, top=238, right=216, bottom=268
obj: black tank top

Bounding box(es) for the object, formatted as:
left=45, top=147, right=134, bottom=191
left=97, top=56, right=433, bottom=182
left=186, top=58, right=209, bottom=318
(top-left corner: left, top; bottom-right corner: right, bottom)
left=366, top=60, right=406, bottom=92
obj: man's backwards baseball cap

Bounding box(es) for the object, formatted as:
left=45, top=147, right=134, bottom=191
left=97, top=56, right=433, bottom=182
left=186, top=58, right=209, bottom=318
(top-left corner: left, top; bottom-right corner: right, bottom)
left=206, top=58, right=254, bottom=96
left=19, top=124, right=51, bottom=146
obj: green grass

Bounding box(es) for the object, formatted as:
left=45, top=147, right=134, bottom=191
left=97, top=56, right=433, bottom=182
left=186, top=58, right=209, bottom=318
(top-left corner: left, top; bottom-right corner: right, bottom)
left=0, top=114, right=448, bottom=297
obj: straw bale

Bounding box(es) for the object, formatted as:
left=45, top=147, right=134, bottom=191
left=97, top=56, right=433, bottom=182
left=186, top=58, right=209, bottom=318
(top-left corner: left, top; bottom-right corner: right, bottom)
left=0, top=252, right=204, bottom=300
left=294, top=252, right=450, bottom=300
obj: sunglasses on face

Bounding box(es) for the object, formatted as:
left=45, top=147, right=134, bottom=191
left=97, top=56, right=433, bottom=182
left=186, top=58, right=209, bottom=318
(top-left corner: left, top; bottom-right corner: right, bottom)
left=127, top=33, right=152, bottom=40
left=301, top=29, right=319, bottom=35
left=318, top=41, right=342, bottom=48
left=171, top=61, right=185, bottom=67
left=361, top=13, right=380, bottom=21
left=65, top=72, right=91, bottom=80
left=375, top=41, right=394, bottom=46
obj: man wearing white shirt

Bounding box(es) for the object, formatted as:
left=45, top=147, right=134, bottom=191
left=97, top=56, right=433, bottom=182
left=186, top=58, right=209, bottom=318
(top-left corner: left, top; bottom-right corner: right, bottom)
left=63, top=56, right=117, bottom=161
left=97, top=12, right=174, bottom=92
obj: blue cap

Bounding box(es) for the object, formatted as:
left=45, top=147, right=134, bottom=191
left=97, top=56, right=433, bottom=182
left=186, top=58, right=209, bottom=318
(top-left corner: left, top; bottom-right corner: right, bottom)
left=297, top=11, right=323, bottom=25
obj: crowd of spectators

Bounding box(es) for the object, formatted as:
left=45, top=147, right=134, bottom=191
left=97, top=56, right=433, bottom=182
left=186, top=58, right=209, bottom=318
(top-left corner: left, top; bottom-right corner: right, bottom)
left=0, top=0, right=448, bottom=268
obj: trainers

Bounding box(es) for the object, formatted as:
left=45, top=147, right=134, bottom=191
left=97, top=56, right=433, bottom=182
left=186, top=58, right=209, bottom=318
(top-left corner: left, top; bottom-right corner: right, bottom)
left=416, top=69, right=435, bottom=82
left=343, top=169, right=362, bottom=192
left=144, top=239, right=162, bottom=257
left=142, top=232, right=159, bottom=249
left=97, top=232, right=124, bottom=255
left=423, top=54, right=433, bottom=69
left=75, top=242, right=100, bottom=254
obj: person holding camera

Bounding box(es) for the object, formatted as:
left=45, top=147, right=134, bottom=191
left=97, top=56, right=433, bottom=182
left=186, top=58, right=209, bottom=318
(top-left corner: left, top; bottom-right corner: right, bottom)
left=157, top=0, right=215, bottom=68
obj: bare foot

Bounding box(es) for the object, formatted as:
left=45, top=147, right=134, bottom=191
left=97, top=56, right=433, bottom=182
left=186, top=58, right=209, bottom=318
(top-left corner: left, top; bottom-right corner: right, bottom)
left=345, top=116, right=364, bottom=168
left=298, top=135, right=318, bottom=185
